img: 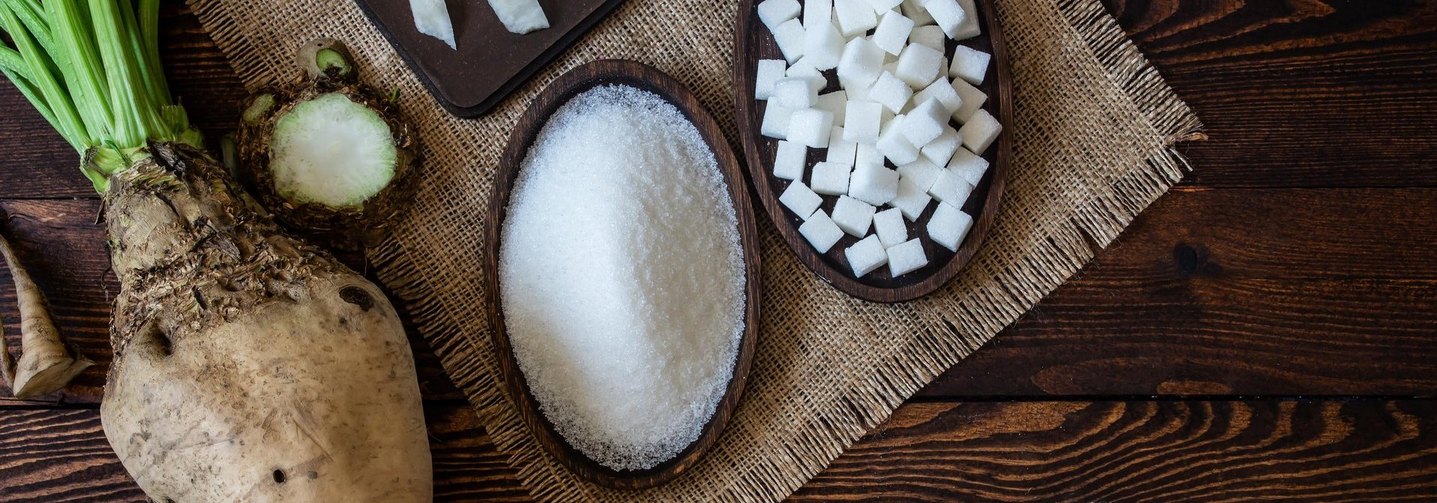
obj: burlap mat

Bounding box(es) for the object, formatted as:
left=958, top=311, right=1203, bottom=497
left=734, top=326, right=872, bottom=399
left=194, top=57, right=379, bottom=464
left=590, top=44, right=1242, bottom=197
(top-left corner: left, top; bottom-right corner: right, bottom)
left=189, top=0, right=1200, bottom=500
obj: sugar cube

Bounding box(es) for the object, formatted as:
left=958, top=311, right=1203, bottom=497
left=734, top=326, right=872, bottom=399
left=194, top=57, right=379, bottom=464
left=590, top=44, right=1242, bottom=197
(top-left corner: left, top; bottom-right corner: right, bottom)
left=789, top=108, right=835, bottom=148
left=811, top=161, right=851, bottom=195
left=855, top=142, right=883, bottom=166
left=946, top=146, right=988, bottom=184
left=757, top=0, right=801, bottom=32
left=870, top=72, right=913, bottom=113
left=837, top=37, right=885, bottom=87
left=921, top=125, right=960, bottom=165
left=779, top=181, right=823, bottom=218
left=958, top=108, right=1001, bottom=154
left=865, top=0, right=903, bottom=14
left=872, top=11, right=915, bottom=55
left=849, top=162, right=900, bottom=205
left=773, top=140, right=808, bottom=180
left=772, top=77, right=818, bottom=109
left=895, top=43, right=945, bottom=89
left=840, top=74, right=873, bottom=101
left=761, top=102, right=796, bottom=139
left=832, top=195, right=877, bottom=237
left=871, top=208, right=905, bottom=247
left=949, top=45, right=990, bottom=85
left=901, top=0, right=934, bottom=26
left=953, top=0, right=982, bottom=40
left=927, top=201, right=973, bottom=251
left=928, top=168, right=973, bottom=206
left=834, top=0, right=879, bottom=36
left=890, top=175, right=933, bottom=220
left=950, top=77, right=987, bottom=121
left=914, top=78, right=963, bottom=116
left=845, top=234, right=889, bottom=277
left=755, top=59, right=787, bottom=100
left=799, top=209, right=846, bottom=253
left=773, top=18, right=806, bottom=63
left=901, top=98, right=948, bottom=146
left=843, top=100, right=884, bottom=142
left=827, top=127, right=858, bottom=167
left=908, top=25, right=945, bottom=52
left=881, top=59, right=898, bottom=77
left=877, top=115, right=920, bottom=165
left=804, top=0, right=833, bottom=29
left=804, top=21, right=846, bottom=70
left=886, top=238, right=928, bottom=276
left=786, top=57, right=824, bottom=82
left=923, top=0, right=968, bottom=39
left=896, top=158, right=942, bottom=190
left=817, top=90, right=848, bottom=123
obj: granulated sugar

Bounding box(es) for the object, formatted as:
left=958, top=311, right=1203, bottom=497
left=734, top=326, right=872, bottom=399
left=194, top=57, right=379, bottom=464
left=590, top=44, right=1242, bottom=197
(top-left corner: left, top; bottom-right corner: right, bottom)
left=499, top=85, right=746, bottom=471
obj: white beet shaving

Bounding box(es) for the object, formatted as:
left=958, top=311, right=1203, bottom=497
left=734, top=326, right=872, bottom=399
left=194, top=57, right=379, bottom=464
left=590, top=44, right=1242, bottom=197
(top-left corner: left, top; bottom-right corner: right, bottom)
left=499, top=85, right=745, bottom=471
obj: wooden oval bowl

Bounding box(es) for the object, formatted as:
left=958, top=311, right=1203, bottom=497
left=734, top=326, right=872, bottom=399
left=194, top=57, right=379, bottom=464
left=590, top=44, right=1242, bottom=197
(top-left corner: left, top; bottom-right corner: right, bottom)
left=485, top=59, right=762, bottom=489
left=733, top=0, right=1012, bottom=303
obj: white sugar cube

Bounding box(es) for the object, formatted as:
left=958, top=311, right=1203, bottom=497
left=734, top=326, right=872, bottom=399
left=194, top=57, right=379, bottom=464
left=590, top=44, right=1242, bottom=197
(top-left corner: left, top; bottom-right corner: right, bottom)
left=789, top=108, right=835, bottom=148
left=913, top=79, right=961, bottom=119
left=873, top=207, right=907, bottom=246
left=826, top=127, right=857, bottom=167
left=773, top=18, right=806, bottom=63
left=837, top=37, right=885, bottom=87
left=840, top=74, right=873, bottom=101
left=895, top=158, right=942, bottom=190
left=946, top=146, right=988, bottom=184
left=849, top=162, right=900, bottom=205
left=772, top=77, right=818, bottom=108
left=755, top=59, right=787, bottom=100
left=928, top=168, right=973, bottom=206
left=832, top=195, right=877, bottom=237
left=872, top=11, right=915, bottom=55
left=920, top=125, right=960, bottom=165
left=908, top=25, right=945, bottom=52
left=855, top=142, right=883, bottom=167
left=804, top=0, right=833, bottom=29
left=895, top=43, right=944, bottom=89
left=865, top=0, right=903, bottom=14
left=927, top=201, right=973, bottom=251
left=901, top=0, right=934, bottom=26
left=811, top=161, right=851, bottom=195
left=834, top=0, right=879, bottom=36
left=787, top=57, right=824, bottom=83
left=953, top=0, right=981, bottom=40
left=869, top=72, right=913, bottom=113
left=877, top=115, right=920, bottom=165
left=886, top=238, right=928, bottom=276
left=757, top=0, right=801, bottom=32
left=901, top=98, right=947, bottom=146
left=923, top=0, right=967, bottom=39
left=843, top=100, right=884, bottom=142
left=950, top=75, right=987, bottom=121
left=958, top=108, right=1001, bottom=154
left=804, top=21, right=846, bottom=70
left=845, top=234, right=889, bottom=277
left=761, top=102, right=796, bottom=139
left=799, top=209, right=846, bottom=253
left=817, top=91, right=848, bottom=123
left=773, top=140, right=808, bottom=180
left=890, top=175, right=933, bottom=220
left=949, top=45, right=990, bottom=85
left=779, top=181, right=823, bottom=218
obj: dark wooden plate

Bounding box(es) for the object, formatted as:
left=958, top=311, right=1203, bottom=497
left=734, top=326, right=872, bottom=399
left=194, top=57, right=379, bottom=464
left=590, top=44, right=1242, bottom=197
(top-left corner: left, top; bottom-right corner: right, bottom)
left=353, top=0, right=627, bottom=117
left=484, top=59, right=762, bottom=489
left=733, top=0, right=1011, bottom=303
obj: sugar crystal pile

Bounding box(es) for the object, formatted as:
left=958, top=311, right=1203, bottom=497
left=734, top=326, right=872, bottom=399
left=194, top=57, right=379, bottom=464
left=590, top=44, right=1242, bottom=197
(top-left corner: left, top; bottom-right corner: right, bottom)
left=499, top=85, right=746, bottom=471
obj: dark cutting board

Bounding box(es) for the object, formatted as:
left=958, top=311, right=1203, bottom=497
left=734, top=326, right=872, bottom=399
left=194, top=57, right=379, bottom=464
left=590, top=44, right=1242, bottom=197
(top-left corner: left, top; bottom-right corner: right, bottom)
left=354, top=0, right=627, bottom=117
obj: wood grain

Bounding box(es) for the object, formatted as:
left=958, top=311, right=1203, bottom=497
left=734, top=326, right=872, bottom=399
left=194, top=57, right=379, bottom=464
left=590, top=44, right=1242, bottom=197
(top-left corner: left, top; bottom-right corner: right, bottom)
left=485, top=60, right=762, bottom=488
left=732, top=0, right=1012, bottom=303
left=794, top=400, right=1437, bottom=501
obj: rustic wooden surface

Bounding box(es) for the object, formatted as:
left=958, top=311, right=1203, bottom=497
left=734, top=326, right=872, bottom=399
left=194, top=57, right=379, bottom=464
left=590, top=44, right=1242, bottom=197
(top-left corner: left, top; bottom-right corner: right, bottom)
left=2, top=1, right=1436, bottom=501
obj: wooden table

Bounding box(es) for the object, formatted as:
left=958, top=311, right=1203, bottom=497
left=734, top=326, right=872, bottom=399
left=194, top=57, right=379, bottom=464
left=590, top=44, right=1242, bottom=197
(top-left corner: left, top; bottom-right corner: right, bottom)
left=3, top=1, right=1436, bottom=501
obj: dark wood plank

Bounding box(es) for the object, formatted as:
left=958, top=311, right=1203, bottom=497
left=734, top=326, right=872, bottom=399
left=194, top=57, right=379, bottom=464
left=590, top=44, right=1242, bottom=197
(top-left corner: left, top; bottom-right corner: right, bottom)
left=1110, top=0, right=1437, bottom=188
left=0, top=404, right=529, bottom=503
left=922, top=187, right=1437, bottom=397
left=795, top=399, right=1437, bottom=502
